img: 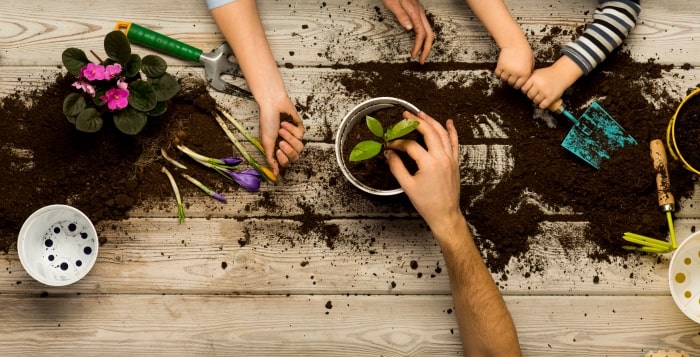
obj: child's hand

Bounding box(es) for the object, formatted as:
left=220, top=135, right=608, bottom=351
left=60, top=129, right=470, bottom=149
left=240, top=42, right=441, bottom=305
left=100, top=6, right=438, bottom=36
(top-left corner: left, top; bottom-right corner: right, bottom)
left=521, top=56, right=583, bottom=109
left=494, top=45, right=534, bottom=89
left=259, top=98, right=305, bottom=175
left=381, top=0, right=434, bottom=64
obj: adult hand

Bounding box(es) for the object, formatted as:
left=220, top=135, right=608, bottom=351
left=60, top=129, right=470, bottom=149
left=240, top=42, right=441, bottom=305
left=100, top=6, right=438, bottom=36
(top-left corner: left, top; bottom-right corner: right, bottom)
left=258, top=98, right=305, bottom=175
left=494, top=45, right=534, bottom=89
left=381, top=0, right=434, bottom=63
left=521, top=55, right=583, bottom=109
left=384, top=111, right=461, bottom=230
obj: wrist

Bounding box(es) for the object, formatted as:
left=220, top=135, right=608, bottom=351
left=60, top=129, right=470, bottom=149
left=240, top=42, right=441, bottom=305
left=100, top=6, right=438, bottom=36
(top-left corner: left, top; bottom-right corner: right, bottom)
left=552, top=56, right=584, bottom=86
left=430, top=211, right=470, bottom=247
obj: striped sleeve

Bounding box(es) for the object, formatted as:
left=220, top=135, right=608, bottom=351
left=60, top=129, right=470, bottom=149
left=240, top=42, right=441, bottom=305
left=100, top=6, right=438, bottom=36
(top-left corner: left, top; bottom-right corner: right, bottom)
left=206, top=0, right=235, bottom=10
left=561, top=0, right=641, bottom=74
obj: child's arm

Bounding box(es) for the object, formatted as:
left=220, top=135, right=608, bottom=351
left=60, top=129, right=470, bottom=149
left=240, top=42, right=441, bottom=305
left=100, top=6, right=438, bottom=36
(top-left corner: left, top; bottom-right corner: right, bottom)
left=522, top=0, right=641, bottom=109
left=209, top=0, right=305, bottom=175
left=465, top=0, right=534, bottom=89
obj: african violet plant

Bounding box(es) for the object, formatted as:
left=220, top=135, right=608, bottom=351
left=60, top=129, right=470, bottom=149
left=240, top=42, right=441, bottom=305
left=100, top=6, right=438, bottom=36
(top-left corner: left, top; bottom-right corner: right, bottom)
left=349, top=115, right=419, bottom=161
left=62, top=30, right=179, bottom=135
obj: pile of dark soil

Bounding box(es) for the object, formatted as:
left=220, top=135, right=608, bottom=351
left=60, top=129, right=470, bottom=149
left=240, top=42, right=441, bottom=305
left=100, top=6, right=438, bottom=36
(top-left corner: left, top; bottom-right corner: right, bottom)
left=0, top=73, right=237, bottom=253
left=334, top=51, right=698, bottom=271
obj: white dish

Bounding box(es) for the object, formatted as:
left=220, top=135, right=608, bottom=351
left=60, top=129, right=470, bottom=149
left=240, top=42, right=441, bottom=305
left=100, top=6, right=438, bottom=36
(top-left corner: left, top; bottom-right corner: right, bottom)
left=669, top=231, right=700, bottom=323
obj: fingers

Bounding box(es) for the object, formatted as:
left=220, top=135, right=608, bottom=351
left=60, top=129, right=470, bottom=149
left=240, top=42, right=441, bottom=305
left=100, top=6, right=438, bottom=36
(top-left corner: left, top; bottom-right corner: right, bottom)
left=272, top=123, right=305, bottom=171
left=446, top=119, right=459, bottom=159
left=406, top=6, right=433, bottom=64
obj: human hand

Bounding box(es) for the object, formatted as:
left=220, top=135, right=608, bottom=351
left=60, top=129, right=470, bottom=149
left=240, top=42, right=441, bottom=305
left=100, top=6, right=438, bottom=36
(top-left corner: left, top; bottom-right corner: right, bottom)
left=521, top=55, right=583, bottom=109
left=381, top=0, right=434, bottom=64
left=258, top=98, right=305, bottom=176
left=494, top=45, right=534, bottom=89
left=384, top=111, right=462, bottom=230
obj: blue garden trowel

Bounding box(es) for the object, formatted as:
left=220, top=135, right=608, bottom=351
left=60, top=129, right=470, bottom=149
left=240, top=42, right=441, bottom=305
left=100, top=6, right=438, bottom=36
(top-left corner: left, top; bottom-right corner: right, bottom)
left=549, top=99, right=637, bottom=169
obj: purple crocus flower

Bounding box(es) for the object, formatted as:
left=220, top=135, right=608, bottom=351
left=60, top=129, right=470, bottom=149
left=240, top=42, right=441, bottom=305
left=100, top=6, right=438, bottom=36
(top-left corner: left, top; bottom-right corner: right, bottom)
left=224, top=168, right=261, bottom=191
left=220, top=157, right=243, bottom=166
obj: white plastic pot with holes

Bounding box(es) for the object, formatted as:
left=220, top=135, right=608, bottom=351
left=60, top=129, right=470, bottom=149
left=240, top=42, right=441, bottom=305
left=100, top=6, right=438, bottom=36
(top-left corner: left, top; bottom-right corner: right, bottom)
left=17, top=205, right=99, bottom=286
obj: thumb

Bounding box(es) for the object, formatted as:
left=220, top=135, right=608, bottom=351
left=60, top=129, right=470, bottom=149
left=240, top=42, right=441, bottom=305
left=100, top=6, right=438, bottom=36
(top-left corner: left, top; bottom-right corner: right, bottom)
left=263, top=139, right=280, bottom=176
left=384, top=150, right=412, bottom=187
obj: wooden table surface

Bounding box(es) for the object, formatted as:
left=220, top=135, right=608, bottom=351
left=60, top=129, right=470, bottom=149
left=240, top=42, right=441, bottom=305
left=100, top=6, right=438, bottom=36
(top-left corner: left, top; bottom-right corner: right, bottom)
left=1, top=0, right=699, bottom=355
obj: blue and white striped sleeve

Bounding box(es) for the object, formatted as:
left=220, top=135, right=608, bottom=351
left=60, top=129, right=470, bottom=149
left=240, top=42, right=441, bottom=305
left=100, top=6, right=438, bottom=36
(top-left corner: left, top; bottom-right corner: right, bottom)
left=561, top=0, right=641, bottom=75
left=206, top=0, right=235, bottom=10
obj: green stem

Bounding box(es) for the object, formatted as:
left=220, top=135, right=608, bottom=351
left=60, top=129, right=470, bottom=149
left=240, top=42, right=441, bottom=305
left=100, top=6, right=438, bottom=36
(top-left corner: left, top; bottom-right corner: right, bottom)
left=161, top=166, right=185, bottom=223
left=213, top=113, right=277, bottom=182
left=216, top=106, right=265, bottom=156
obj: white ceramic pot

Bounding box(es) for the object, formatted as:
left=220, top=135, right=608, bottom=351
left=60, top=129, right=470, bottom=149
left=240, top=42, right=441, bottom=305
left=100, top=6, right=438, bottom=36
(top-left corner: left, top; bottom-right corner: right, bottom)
left=335, top=97, right=420, bottom=196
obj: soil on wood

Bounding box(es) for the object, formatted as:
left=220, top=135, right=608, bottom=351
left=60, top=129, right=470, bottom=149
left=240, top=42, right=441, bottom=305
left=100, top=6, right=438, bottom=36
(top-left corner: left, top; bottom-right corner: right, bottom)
left=333, top=50, right=698, bottom=271
left=0, top=19, right=698, bottom=276
left=0, top=73, right=244, bottom=253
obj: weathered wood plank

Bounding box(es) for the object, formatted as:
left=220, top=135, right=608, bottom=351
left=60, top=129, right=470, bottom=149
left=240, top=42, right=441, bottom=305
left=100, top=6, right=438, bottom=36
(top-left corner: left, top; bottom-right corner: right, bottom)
left=1, top=217, right=696, bottom=295
left=0, top=0, right=698, bottom=66
left=0, top=294, right=697, bottom=356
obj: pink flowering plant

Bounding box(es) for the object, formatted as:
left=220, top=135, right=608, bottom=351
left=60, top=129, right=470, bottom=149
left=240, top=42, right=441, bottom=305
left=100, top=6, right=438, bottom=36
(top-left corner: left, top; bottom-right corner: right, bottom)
left=62, top=30, right=179, bottom=135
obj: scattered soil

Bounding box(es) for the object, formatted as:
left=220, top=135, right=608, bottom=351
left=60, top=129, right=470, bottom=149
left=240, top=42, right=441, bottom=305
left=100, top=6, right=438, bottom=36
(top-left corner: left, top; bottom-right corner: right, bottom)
left=1, top=18, right=698, bottom=276
left=334, top=50, right=698, bottom=271
left=0, top=73, right=243, bottom=253
left=674, top=92, right=700, bottom=170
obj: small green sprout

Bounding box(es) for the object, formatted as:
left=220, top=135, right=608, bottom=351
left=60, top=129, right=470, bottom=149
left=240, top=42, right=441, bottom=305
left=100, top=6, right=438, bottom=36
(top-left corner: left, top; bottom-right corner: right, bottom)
left=349, top=115, right=419, bottom=162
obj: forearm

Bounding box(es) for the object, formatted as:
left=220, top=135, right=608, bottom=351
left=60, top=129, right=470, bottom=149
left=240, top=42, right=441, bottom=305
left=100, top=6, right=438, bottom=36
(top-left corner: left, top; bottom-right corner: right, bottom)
left=210, top=0, right=287, bottom=101
left=434, top=217, right=521, bottom=356
left=464, top=0, right=528, bottom=49
left=561, top=0, right=641, bottom=74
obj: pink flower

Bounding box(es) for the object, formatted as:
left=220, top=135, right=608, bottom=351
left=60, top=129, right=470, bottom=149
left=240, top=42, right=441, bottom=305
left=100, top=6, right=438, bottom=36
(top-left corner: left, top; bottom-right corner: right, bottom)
left=116, top=78, right=128, bottom=90
left=71, top=80, right=96, bottom=97
left=101, top=87, right=129, bottom=111
left=104, top=64, right=122, bottom=80
left=81, top=63, right=106, bottom=81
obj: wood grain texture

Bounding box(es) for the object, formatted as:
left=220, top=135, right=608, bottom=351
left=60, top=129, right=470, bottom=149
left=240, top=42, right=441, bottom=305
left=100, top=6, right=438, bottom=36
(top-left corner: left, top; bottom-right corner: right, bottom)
left=0, top=0, right=698, bottom=66
left=0, top=295, right=698, bottom=356
left=1, top=0, right=700, bottom=355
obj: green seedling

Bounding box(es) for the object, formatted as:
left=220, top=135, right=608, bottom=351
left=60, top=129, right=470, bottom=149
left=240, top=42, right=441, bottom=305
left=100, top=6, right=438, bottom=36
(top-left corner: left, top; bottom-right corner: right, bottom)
left=349, top=115, right=419, bottom=162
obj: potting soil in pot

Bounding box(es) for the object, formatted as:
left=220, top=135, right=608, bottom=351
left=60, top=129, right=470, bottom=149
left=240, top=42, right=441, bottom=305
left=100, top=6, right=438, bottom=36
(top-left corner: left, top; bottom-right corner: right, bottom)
left=674, top=93, right=700, bottom=171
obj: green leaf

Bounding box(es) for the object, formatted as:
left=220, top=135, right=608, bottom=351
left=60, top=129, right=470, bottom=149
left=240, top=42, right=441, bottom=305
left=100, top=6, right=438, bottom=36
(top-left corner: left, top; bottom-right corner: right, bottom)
left=62, top=48, right=89, bottom=76
left=148, top=73, right=179, bottom=101
left=365, top=115, right=384, bottom=138
left=104, top=30, right=131, bottom=64
left=75, top=108, right=103, bottom=133
left=123, top=54, right=142, bottom=77
left=63, top=93, right=86, bottom=117
left=385, top=119, right=419, bottom=141
left=349, top=140, right=383, bottom=162
left=127, top=80, right=157, bottom=112
left=141, top=55, right=167, bottom=78
left=113, top=106, right=147, bottom=135
left=147, top=101, right=168, bottom=116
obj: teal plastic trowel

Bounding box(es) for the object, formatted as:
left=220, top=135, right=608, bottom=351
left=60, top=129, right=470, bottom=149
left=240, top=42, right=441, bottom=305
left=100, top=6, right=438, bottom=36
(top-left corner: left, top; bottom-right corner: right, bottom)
left=549, top=99, right=637, bottom=169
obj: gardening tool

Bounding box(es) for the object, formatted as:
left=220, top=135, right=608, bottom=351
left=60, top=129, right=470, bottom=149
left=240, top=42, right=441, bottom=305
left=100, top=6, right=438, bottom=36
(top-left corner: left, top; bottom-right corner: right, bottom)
left=622, top=139, right=677, bottom=253
left=548, top=99, right=637, bottom=169
left=114, top=21, right=252, bottom=99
